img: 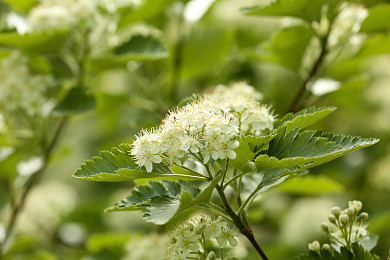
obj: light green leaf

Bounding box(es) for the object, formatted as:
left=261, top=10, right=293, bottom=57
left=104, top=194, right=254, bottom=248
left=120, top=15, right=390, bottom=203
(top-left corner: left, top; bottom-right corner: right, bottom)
left=255, top=127, right=379, bottom=171
left=74, top=144, right=202, bottom=182
left=274, top=106, right=337, bottom=131
left=230, top=134, right=275, bottom=171
left=0, top=31, right=68, bottom=53
left=118, top=0, right=174, bottom=28
left=260, top=25, right=313, bottom=72
left=357, top=33, right=390, bottom=58
left=277, top=175, right=344, bottom=194
left=360, top=4, right=390, bottom=33
left=241, top=0, right=326, bottom=22
left=2, top=0, right=35, bottom=12
left=53, top=86, right=96, bottom=116
left=181, top=27, right=234, bottom=79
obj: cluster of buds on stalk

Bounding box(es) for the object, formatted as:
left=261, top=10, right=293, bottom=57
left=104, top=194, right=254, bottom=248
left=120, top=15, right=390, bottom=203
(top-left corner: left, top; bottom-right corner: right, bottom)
left=309, top=200, right=371, bottom=255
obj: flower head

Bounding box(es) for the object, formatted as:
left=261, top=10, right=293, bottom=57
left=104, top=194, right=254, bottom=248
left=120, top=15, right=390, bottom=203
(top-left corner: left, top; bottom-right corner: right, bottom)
left=0, top=51, right=54, bottom=116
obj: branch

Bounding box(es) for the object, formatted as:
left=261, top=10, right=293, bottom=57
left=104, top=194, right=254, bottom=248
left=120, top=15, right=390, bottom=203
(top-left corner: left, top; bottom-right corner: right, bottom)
left=0, top=117, right=68, bottom=254
left=288, top=34, right=329, bottom=113
left=215, top=185, right=269, bottom=260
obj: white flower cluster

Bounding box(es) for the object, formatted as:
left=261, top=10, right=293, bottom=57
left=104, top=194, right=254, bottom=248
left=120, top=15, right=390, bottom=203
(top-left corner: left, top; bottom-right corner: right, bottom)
left=26, top=0, right=100, bottom=32
left=131, top=97, right=240, bottom=172
left=207, top=82, right=274, bottom=136
left=309, top=200, right=371, bottom=254
left=328, top=3, right=368, bottom=47
left=0, top=51, right=54, bottom=116
left=164, top=216, right=239, bottom=260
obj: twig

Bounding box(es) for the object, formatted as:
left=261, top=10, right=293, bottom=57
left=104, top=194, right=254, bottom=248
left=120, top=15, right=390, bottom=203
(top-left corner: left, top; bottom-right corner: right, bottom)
left=288, top=33, right=330, bottom=113
left=0, top=117, right=68, bottom=255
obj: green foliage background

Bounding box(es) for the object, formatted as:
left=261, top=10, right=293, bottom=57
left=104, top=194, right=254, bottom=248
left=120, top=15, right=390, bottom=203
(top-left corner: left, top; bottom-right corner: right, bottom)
left=0, top=0, right=390, bottom=259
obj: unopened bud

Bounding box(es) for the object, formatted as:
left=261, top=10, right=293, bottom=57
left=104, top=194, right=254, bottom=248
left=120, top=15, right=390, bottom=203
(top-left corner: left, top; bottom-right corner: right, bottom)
left=187, top=223, right=194, bottom=231
left=346, top=208, right=355, bottom=217
left=330, top=207, right=341, bottom=218
left=308, top=241, right=321, bottom=253
left=349, top=200, right=363, bottom=213
left=358, top=212, right=369, bottom=221
left=339, top=214, right=349, bottom=225
left=207, top=251, right=216, bottom=260
left=322, top=243, right=332, bottom=251
left=328, top=214, right=336, bottom=224
left=321, top=222, right=329, bottom=233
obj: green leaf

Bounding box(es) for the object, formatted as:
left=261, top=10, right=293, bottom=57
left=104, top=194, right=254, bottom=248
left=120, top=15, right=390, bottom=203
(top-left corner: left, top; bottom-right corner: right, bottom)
left=181, top=27, right=234, bottom=79
left=106, top=175, right=221, bottom=224
left=0, top=31, right=68, bottom=53
left=142, top=175, right=221, bottom=224
left=274, top=106, right=337, bottom=131
left=2, top=0, right=35, bottom=12
left=73, top=144, right=202, bottom=182
left=357, top=33, right=390, bottom=58
left=241, top=0, right=326, bottom=22
left=118, top=0, right=174, bottom=28
left=230, top=134, right=276, bottom=171
left=277, top=175, right=344, bottom=194
left=53, top=86, right=96, bottom=115
left=260, top=25, right=313, bottom=72
left=90, top=35, right=168, bottom=70
left=255, top=127, right=379, bottom=171
left=360, top=4, right=390, bottom=33
left=114, top=35, right=168, bottom=59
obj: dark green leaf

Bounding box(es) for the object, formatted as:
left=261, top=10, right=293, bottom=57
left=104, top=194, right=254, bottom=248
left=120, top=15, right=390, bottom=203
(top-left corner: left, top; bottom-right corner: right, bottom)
left=114, top=35, right=168, bottom=58
left=255, top=126, right=379, bottom=171
left=53, top=86, right=96, bottom=115
left=89, top=35, right=168, bottom=70
left=242, top=0, right=326, bottom=22
left=73, top=144, right=202, bottom=182
left=107, top=175, right=221, bottom=225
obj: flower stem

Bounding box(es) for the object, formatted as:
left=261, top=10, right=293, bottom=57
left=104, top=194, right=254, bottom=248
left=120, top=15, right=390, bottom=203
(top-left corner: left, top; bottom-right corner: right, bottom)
left=215, top=185, right=268, bottom=260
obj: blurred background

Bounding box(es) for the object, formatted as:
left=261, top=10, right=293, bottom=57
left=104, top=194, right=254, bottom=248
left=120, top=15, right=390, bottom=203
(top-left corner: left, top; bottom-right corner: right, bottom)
left=0, top=0, right=389, bottom=259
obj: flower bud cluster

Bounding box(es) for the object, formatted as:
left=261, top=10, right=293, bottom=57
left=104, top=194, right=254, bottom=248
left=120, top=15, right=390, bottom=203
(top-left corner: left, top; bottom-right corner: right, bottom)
left=207, top=82, right=274, bottom=136
left=131, top=97, right=241, bottom=172
left=164, top=216, right=239, bottom=260
left=0, top=51, right=54, bottom=116
left=309, top=200, right=371, bottom=254
left=27, top=0, right=100, bottom=32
